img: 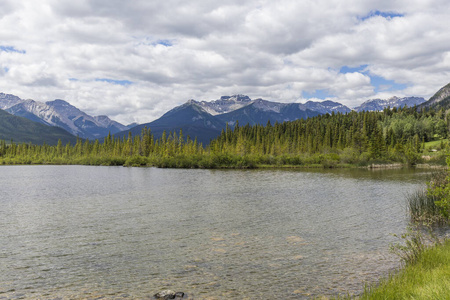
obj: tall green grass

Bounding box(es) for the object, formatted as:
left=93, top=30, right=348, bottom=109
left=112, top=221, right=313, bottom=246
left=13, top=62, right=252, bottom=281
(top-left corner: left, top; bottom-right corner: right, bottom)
left=407, top=189, right=447, bottom=225
left=407, top=171, right=449, bottom=225
left=358, top=239, right=450, bottom=299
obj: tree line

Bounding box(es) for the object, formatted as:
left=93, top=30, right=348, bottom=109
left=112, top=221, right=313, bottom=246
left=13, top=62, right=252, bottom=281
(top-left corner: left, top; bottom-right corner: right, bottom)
left=1, top=106, right=448, bottom=168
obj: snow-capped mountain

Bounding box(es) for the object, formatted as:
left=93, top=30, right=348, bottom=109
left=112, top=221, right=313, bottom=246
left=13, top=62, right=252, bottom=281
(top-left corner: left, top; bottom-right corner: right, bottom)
left=5, top=100, right=54, bottom=126
left=353, top=96, right=425, bottom=112
left=192, top=95, right=353, bottom=117
left=303, top=100, right=352, bottom=114
left=3, top=89, right=438, bottom=145
left=121, top=99, right=224, bottom=144
left=117, top=95, right=335, bottom=144
left=0, top=93, right=130, bottom=139
left=217, top=99, right=322, bottom=126
left=0, top=93, right=23, bottom=109
left=195, top=95, right=253, bottom=115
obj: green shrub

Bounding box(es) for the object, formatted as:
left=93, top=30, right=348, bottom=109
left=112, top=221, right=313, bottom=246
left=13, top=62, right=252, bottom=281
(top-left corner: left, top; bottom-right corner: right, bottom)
left=426, top=168, right=450, bottom=220
left=124, top=155, right=149, bottom=167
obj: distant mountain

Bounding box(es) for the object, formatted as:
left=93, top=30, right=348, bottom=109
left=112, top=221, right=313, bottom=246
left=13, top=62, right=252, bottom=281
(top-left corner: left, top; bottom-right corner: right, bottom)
left=196, top=94, right=253, bottom=115
left=4, top=100, right=51, bottom=125
left=119, top=96, right=348, bottom=144
left=0, top=109, right=77, bottom=145
left=119, top=100, right=224, bottom=144
left=0, top=93, right=130, bottom=139
left=0, top=93, right=23, bottom=109
left=4, top=89, right=437, bottom=147
left=216, top=99, right=322, bottom=126
left=303, top=100, right=352, bottom=114
left=126, top=122, right=139, bottom=128
left=419, top=83, right=450, bottom=110
left=353, top=96, right=426, bottom=112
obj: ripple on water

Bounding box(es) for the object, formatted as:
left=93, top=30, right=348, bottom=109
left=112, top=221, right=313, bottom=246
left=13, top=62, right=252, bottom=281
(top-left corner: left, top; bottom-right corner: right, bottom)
left=0, top=166, right=431, bottom=299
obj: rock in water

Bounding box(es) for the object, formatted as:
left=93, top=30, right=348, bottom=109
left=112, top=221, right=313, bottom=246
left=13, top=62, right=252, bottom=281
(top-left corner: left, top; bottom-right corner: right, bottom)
left=154, top=290, right=176, bottom=299
left=154, top=290, right=185, bottom=299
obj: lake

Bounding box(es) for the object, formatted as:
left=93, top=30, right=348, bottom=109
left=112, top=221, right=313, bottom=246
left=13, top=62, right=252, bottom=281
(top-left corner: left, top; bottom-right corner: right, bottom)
left=0, top=165, right=432, bottom=299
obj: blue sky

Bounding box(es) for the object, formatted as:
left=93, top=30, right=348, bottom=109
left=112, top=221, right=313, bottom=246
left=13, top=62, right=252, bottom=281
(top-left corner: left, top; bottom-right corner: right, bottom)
left=0, top=46, right=26, bottom=54
left=302, top=89, right=334, bottom=100
left=0, top=0, right=449, bottom=123
left=339, top=65, right=407, bottom=94
left=360, top=10, right=404, bottom=21
left=95, top=78, right=133, bottom=86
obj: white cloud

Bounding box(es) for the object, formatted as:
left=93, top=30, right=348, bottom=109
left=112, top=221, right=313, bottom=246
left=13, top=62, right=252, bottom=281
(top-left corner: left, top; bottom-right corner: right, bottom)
left=0, top=0, right=449, bottom=124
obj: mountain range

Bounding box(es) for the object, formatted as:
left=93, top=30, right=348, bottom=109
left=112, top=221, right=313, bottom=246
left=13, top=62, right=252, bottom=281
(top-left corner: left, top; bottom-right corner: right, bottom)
left=3, top=83, right=450, bottom=145
left=118, top=95, right=426, bottom=144
left=354, top=96, right=426, bottom=112
left=0, top=93, right=131, bottom=140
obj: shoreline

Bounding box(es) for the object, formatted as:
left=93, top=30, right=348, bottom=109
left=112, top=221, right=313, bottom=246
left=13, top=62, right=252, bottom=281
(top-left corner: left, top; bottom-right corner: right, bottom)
left=0, top=158, right=447, bottom=170
left=353, top=238, right=450, bottom=299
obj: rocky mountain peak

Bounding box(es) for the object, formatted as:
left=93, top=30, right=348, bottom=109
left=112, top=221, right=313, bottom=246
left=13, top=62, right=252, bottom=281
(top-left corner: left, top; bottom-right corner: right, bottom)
left=251, top=99, right=284, bottom=113
left=46, top=99, right=82, bottom=114
left=196, top=95, right=253, bottom=115
left=220, top=95, right=252, bottom=102
left=1, top=92, right=128, bottom=139
left=354, top=96, right=425, bottom=112
left=424, top=83, right=450, bottom=108
left=47, top=99, right=70, bottom=106
left=186, top=99, right=199, bottom=105
left=303, top=100, right=352, bottom=114
left=0, top=93, right=24, bottom=110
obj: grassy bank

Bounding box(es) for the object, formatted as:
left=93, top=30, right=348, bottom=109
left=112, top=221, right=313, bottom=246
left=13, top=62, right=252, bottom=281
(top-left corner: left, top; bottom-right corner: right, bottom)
left=357, top=238, right=450, bottom=299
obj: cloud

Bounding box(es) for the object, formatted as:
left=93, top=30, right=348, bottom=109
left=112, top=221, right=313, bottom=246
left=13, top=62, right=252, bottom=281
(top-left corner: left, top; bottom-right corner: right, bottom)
left=0, top=0, right=449, bottom=124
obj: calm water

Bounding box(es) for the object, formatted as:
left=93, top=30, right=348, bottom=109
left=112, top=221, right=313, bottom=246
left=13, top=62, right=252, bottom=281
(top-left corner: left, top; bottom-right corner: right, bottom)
left=0, top=166, right=432, bottom=299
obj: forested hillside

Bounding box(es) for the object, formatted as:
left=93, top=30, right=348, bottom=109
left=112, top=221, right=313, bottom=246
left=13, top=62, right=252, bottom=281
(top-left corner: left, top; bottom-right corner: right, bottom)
left=0, top=109, right=77, bottom=145
left=1, top=105, right=448, bottom=168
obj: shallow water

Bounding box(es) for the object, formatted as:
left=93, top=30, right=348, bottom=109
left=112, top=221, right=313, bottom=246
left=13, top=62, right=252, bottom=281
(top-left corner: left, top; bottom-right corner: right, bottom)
left=0, top=166, right=431, bottom=299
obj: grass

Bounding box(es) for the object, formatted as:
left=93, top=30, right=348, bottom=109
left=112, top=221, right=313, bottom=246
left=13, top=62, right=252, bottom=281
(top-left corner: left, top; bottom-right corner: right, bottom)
left=424, top=138, right=448, bottom=150
left=407, top=188, right=447, bottom=225
left=358, top=238, right=450, bottom=299
left=420, top=138, right=449, bottom=165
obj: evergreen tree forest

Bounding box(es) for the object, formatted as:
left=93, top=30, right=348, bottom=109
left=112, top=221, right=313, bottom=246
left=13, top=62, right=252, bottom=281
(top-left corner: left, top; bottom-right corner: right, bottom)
left=1, top=106, right=449, bottom=168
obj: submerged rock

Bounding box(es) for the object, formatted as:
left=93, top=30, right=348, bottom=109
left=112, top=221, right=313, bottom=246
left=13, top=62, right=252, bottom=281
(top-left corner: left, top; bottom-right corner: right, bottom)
left=154, top=290, right=185, bottom=299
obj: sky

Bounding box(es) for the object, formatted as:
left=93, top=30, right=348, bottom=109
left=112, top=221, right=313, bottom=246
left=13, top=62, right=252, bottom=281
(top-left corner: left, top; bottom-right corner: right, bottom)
left=1, top=0, right=450, bottom=125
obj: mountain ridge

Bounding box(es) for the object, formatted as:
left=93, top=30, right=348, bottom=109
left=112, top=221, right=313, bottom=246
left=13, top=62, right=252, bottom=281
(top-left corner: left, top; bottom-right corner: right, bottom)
left=3, top=84, right=447, bottom=145
left=353, top=96, right=426, bottom=112
left=113, top=92, right=441, bottom=144
left=123, top=100, right=224, bottom=144
left=419, top=83, right=450, bottom=110
left=114, top=95, right=354, bottom=144
left=0, top=93, right=130, bottom=139
left=0, top=108, right=77, bottom=145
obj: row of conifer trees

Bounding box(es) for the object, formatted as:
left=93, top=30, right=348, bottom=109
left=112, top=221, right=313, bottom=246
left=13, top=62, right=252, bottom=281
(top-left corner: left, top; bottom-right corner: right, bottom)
left=0, top=106, right=448, bottom=168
